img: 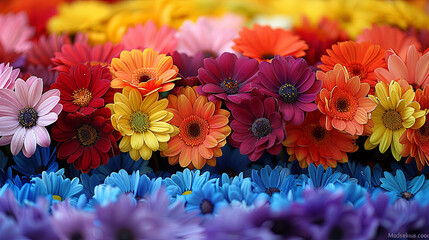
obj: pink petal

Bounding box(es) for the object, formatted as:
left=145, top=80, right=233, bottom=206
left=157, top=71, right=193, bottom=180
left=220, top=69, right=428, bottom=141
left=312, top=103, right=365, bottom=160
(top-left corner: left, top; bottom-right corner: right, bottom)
left=14, top=79, right=29, bottom=107
left=0, top=117, right=19, bottom=135
left=34, top=88, right=60, bottom=112
left=23, top=129, right=37, bottom=157
left=0, top=89, right=21, bottom=108
left=0, top=135, right=12, bottom=145
left=37, top=112, right=58, bottom=126
left=33, top=125, right=51, bottom=147
left=11, top=127, right=25, bottom=155
left=36, top=96, right=60, bottom=116
left=388, top=55, right=408, bottom=83
left=27, top=77, right=43, bottom=107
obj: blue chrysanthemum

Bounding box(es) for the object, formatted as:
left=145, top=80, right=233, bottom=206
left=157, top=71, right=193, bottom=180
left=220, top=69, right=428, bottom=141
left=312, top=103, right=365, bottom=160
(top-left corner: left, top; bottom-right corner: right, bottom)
left=186, top=182, right=227, bottom=216
left=251, top=165, right=295, bottom=197
left=301, top=164, right=347, bottom=188
left=216, top=173, right=257, bottom=206
left=104, top=169, right=140, bottom=197
left=164, top=169, right=215, bottom=201
left=12, top=146, right=58, bottom=178
left=336, top=161, right=371, bottom=188
left=380, top=169, right=427, bottom=201
left=136, top=174, right=162, bottom=199
left=93, top=153, right=153, bottom=180
left=32, top=171, right=83, bottom=204
left=92, top=184, right=122, bottom=207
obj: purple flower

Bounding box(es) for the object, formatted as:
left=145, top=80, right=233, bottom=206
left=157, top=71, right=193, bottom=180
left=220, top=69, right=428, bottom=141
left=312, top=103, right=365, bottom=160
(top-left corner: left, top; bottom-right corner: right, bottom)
left=51, top=202, right=95, bottom=240
left=170, top=51, right=204, bottom=94
left=257, top=55, right=321, bottom=125
left=197, top=52, right=259, bottom=106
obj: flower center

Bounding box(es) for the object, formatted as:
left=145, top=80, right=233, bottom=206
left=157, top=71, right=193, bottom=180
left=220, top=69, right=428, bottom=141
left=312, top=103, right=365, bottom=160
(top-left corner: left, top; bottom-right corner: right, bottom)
left=52, top=195, right=62, bottom=201
left=261, top=53, right=275, bottom=60
left=116, top=228, right=135, bottom=240
left=70, top=232, right=83, bottom=240
left=265, top=187, right=280, bottom=197
left=18, top=107, right=38, bottom=128
left=311, top=126, right=328, bottom=143
left=133, top=68, right=156, bottom=84
left=401, top=191, right=413, bottom=200
left=416, top=121, right=429, bottom=144
left=382, top=109, right=402, bottom=131
left=329, top=88, right=358, bottom=120
left=202, top=50, right=217, bottom=58
left=347, top=63, right=367, bottom=80
left=278, top=84, right=298, bottom=103
left=130, top=111, right=150, bottom=133
left=200, top=199, right=214, bottom=215
left=76, top=124, right=98, bottom=147
left=220, top=78, right=239, bottom=94
left=251, top=118, right=272, bottom=138
left=72, top=88, right=92, bottom=107
left=179, top=115, right=209, bottom=146
left=182, top=190, right=192, bottom=195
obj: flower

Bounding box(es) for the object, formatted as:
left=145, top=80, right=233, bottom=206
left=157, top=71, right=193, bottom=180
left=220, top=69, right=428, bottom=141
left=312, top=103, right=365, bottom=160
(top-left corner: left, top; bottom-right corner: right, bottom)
left=121, top=21, right=177, bottom=54
left=251, top=166, right=295, bottom=197
left=104, top=169, right=140, bottom=196
left=25, top=65, right=58, bottom=92
left=51, top=203, right=95, bottom=240
left=51, top=41, right=124, bottom=73
left=26, top=33, right=72, bottom=67
left=304, top=163, right=346, bottom=188
left=230, top=91, right=286, bottom=161
left=356, top=24, right=422, bottom=60
left=110, top=48, right=179, bottom=96
left=32, top=171, right=83, bottom=203
left=162, top=86, right=231, bottom=169
left=93, top=152, right=153, bottom=179
left=320, top=41, right=387, bottom=94
left=197, top=52, right=258, bottom=106
left=109, top=87, right=175, bottom=161
left=365, top=80, right=426, bottom=161
left=12, top=146, right=58, bottom=177
left=375, top=45, right=429, bottom=89
left=186, top=182, right=227, bottom=216
left=164, top=169, right=214, bottom=201
left=257, top=55, right=321, bottom=125
left=283, top=111, right=358, bottom=169
left=0, top=62, right=19, bottom=90
left=0, top=77, right=62, bottom=157
left=170, top=51, right=204, bottom=93
left=52, top=108, right=120, bottom=173
left=316, top=64, right=376, bottom=135
left=50, top=63, right=113, bottom=115
left=232, top=24, right=308, bottom=62
left=380, top=169, right=426, bottom=201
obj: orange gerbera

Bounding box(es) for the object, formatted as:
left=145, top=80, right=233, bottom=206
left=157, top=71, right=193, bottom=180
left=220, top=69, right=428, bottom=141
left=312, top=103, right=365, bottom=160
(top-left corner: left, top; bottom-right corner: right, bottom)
left=161, top=86, right=231, bottom=169
left=400, top=86, right=429, bottom=171
left=232, top=24, right=308, bottom=62
left=283, top=110, right=358, bottom=169
left=110, top=48, right=179, bottom=96
left=320, top=41, right=387, bottom=94
left=316, top=64, right=377, bottom=135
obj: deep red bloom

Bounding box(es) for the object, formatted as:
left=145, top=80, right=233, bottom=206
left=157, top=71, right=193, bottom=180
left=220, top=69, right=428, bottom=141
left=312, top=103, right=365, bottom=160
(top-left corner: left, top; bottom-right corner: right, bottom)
left=50, top=63, right=114, bottom=115
left=52, top=108, right=121, bottom=173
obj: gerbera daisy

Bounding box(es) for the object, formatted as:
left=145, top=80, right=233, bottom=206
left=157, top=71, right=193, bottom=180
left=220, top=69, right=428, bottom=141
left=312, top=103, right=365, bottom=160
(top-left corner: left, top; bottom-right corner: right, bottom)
left=50, top=63, right=113, bottom=115
left=356, top=24, right=421, bottom=60
left=52, top=108, right=120, bottom=173
left=51, top=41, right=124, bottom=73
left=316, top=64, right=377, bottom=135
left=229, top=91, right=285, bottom=161
left=25, top=65, right=58, bottom=92
left=121, top=21, right=178, bottom=54
left=375, top=45, right=429, bottom=89
left=256, top=56, right=321, bottom=125
left=283, top=110, right=358, bottom=169
left=197, top=52, right=259, bottom=106
left=0, top=62, right=19, bottom=90
left=400, top=86, right=429, bottom=171
left=0, top=77, right=62, bottom=157
left=232, top=24, right=308, bottom=62
left=319, top=41, right=387, bottom=94
left=365, top=80, right=426, bottom=160
left=162, top=86, right=231, bottom=169
left=26, top=33, right=72, bottom=67
left=108, top=87, right=175, bottom=161
left=110, top=48, right=179, bottom=96
left=170, top=51, right=204, bottom=93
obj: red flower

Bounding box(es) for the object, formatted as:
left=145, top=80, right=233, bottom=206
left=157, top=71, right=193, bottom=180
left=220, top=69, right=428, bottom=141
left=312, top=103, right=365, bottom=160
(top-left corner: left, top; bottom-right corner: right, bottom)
left=52, top=108, right=121, bottom=173
left=50, top=63, right=114, bottom=115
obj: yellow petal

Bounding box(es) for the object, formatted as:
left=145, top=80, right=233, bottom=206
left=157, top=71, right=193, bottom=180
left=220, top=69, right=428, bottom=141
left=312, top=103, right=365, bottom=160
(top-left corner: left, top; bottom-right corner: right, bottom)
left=154, top=133, right=171, bottom=142
left=129, top=88, right=142, bottom=112
left=379, top=128, right=392, bottom=153
left=131, top=132, right=144, bottom=149
left=139, top=144, right=152, bottom=160
left=402, top=116, right=415, bottom=128
left=149, top=111, right=168, bottom=122
left=147, top=98, right=169, bottom=116
left=143, top=130, right=159, bottom=151
left=113, top=102, right=132, bottom=116
left=129, top=149, right=141, bottom=161
left=375, top=82, right=389, bottom=109
left=141, top=92, right=159, bottom=112
left=150, top=122, right=171, bottom=133
left=369, top=125, right=386, bottom=145
left=400, top=107, right=415, bottom=120
left=119, top=136, right=132, bottom=152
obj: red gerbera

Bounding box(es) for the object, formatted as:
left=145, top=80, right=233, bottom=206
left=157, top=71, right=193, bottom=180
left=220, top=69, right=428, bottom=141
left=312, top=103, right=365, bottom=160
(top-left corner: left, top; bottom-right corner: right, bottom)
left=50, top=63, right=114, bottom=115
left=52, top=108, right=121, bottom=173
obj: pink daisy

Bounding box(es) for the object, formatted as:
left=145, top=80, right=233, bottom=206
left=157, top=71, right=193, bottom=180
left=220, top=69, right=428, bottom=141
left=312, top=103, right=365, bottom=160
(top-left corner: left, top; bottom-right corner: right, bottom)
left=121, top=21, right=178, bottom=54
left=26, top=33, right=72, bottom=67
left=0, top=62, right=19, bottom=90
left=0, top=77, right=62, bottom=157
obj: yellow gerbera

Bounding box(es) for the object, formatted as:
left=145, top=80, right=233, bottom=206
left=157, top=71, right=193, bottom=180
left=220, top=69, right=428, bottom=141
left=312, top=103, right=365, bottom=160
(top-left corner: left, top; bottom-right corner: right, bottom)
left=108, top=87, right=176, bottom=160
left=365, top=80, right=426, bottom=160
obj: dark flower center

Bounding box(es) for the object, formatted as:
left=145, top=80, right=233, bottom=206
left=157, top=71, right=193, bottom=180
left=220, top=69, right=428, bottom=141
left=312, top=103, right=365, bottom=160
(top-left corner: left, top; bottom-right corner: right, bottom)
left=270, top=219, right=293, bottom=236
left=416, top=121, right=429, bottom=144
left=134, top=68, right=156, bottom=84
left=179, top=115, right=209, bottom=146
left=200, top=199, right=214, bottom=214
left=313, top=217, right=325, bottom=225
left=382, top=109, right=402, bottom=131
left=116, top=228, right=134, bottom=240
left=72, top=88, right=92, bottom=107
left=311, top=126, right=327, bottom=142
left=347, top=63, right=367, bottom=79
left=5, top=210, right=17, bottom=221
left=224, top=168, right=238, bottom=178
left=203, top=50, right=217, bottom=58
left=76, top=124, right=98, bottom=147
left=401, top=191, right=413, bottom=200
left=70, top=232, right=83, bottom=240
left=139, top=74, right=151, bottom=83
left=265, top=187, right=280, bottom=197
left=261, top=53, right=275, bottom=60
left=220, top=78, right=239, bottom=94
left=251, top=118, right=272, bottom=138
left=278, top=84, right=298, bottom=103
left=130, top=111, right=150, bottom=133
left=18, top=107, right=38, bottom=128
left=34, top=165, right=47, bottom=174
left=328, top=226, right=345, bottom=240
left=336, top=98, right=350, bottom=112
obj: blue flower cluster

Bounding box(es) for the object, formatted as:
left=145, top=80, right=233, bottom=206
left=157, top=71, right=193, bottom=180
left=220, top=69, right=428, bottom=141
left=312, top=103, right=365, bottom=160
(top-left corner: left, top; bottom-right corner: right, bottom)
left=0, top=146, right=429, bottom=239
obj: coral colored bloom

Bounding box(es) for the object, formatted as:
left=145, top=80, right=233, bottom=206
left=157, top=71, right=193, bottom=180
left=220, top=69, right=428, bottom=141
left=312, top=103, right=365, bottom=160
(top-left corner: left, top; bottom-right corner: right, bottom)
left=316, top=64, right=377, bottom=135
left=0, top=77, right=62, bottom=157
left=109, top=87, right=176, bottom=161
left=121, top=21, right=178, bottom=54
left=26, top=33, right=72, bottom=67
left=230, top=91, right=285, bottom=161
left=110, top=48, right=179, bottom=96
left=283, top=111, right=358, bottom=169
left=232, top=24, right=308, bottom=62
left=52, top=108, right=121, bottom=173
left=0, top=62, right=19, bottom=90
left=320, top=41, right=387, bottom=94
left=197, top=52, right=258, bottom=105
left=257, top=56, right=321, bottom=125
left=365, top=80, right=426, bottom=161
left=50, top=64, right=113, bottom=115
left=375, top=45, right=429, bottom=89
left=51, top=42, right=124, bottom=73
left=162, top=87, right=231, bottom=169
left=357, top=24, right=421, bottom=60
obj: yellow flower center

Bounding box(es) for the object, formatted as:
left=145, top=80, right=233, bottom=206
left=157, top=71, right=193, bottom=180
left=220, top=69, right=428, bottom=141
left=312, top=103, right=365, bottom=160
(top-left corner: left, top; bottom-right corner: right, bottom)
left=130, top=111, right=150, bottom=133
left=182, top=190, right=192, bottom=195
left=52, top=195, right=62, bottom=201
left=382, top=109, right=403, bottom=131
left=76, top=124, right=98, bottom=146
left=72, top=88, right=92, bottom=107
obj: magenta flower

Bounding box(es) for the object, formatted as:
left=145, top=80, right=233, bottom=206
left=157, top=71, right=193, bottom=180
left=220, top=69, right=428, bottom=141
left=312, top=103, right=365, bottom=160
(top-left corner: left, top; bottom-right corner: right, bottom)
left=230, top=91, right=286, bottom=161
left=0, top=77, right=62, bottom=157
left=256, top=55, right=321, bottom=125
left=0, top=62, right=19, bottom=90
left=197, top=52, right=258, bottom=106
left=170, top=51, right=204, bottom=94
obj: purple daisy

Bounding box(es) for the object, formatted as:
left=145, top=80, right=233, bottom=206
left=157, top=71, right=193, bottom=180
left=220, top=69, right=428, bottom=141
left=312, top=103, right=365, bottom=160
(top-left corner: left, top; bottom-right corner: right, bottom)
left=257, top=55, right=321, bottom=125
left=51, top=202, right=95, bottom=240
left=197, top=52, right=259, bottom=106
left=170, top=51, right=204, bottom=94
